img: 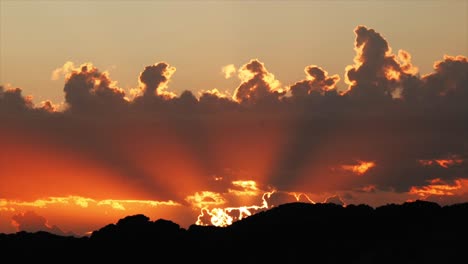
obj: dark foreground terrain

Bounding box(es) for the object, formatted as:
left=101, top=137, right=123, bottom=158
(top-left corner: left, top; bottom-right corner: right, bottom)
left=1, top=200, right=467, bottom=263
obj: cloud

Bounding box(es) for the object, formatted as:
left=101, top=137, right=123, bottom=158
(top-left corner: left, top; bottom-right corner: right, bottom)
left=63, top=62, right=127, bottom=112
left=233, top=59, right=285, bottom=103
left=341, top=161, right=376, bottom=176
left=409, top=178, right=468, bottom=198
left=11, top=211, right=65, bottom=235
left=0, top=196, right=184, bottom=235
left=138, top=62, right=176, bottom=99
left=0, top=86, right=34, bottom=113
left=221, top=64, right=236, bottom=79
left=344, top=25, right=418, bottom=99
left=185, top=191, right=226, bottom=209
left=1, top=25, right=467, bottom=233
left=51, top=61, right=76, bottom=81
left=290, top=65, right=340, bottom=97
left=420, top=55, right=467, bottom=99
left=198, top=88, right=231, bottom=100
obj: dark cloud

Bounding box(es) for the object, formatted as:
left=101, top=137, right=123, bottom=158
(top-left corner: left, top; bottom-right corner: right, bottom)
left=344, top=25, right=418, bottom=100
left=0, top=86, right=33, bottom=113
left=64, top=63, right=127, bottom=113
left=12, top=211, right=65, bottom=236
left=0, top=25, right=467, bottom=206
left=290, top=65, right=340, bottom=97
left=39, top=100, right=56, bottom=112
left=421, top=55, right=468, bottom=101
left=233, top=59, right=285, bottom=103
left=138, top=62, right=176, bottom=99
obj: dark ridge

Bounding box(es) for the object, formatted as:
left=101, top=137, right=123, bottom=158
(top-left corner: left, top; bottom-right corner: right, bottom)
left=1, top=200, right=467, bottom=263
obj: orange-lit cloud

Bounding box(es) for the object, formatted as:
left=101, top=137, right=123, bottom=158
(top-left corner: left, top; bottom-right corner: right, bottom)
left=344, top=25, right=418, bottom=96
left=397, top=50, right=418, bottom=75
left=186, top=180, right=323, bottom=227
left=409, top=179, right=464, bottom=197
left=228, top=180, right=261, bottom=196
left=186, top=180, right=276, bottom=226
left=185, top=191, right=226, bottom=209
left=195, top=191, right=275, bottom=227
left=0, top=196, right=182, bottom=236
left=421, top=55, right=468, bottom=97
left=221, top=64, right=236, bottom=79
left=198, top=88, right=231, bottom=98
left=342, top=161, right=376, bottom=175
left=419, top=156, right=464, bottom=168
left=233, top=59, right=284, bottom=102
left=1, top=196, right=94, bottom=208
left=0, top=196, right=181, bottom=214
left=138, top=62, right=177, bottom=98
left=51, top=61, right=77, bottom=80
left=11, top=211, right=66, bottom=235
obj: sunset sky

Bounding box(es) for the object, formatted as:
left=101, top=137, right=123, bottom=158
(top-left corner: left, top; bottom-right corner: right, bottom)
left=1, top=0, right=467, bottom=236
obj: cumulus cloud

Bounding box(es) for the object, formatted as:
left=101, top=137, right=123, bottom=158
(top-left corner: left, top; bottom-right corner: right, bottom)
left=420, top=55, right=467, bottom=100
left=324, top=195, right=345, bottom=206
left=51, top=61, right=76, bottom=81
left=138, top=62, right=176, bottom=99
left=221, top=64, right=236, bottom=79
left=63, top=62, right=127, bottom=112
left=290, top=65, right=340, bottom=97
left=198, top=88, right=231, bottom=99
left=344, top=25, right=419, bottom=99
left=11, top=211, right=66, bottom=235
left=233, top=59, right=285, bottom=103
left=0, top=86, right=34, bottom=113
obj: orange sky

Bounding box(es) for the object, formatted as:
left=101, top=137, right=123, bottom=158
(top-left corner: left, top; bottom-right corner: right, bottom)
left=0, top=1, right=467, bottom=236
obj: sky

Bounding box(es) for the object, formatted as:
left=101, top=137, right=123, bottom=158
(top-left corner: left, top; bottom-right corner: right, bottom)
left=0, top=0, right=467, bottom=236
left=1, top=0, right=467, bottom=104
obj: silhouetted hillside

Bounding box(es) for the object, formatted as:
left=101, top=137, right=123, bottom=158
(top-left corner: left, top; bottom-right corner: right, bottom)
left=1, top=200, right=467, bottom=263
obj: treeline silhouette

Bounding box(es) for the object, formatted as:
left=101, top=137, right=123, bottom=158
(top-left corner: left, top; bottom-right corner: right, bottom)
left=1, top=200, right=467, bottom=263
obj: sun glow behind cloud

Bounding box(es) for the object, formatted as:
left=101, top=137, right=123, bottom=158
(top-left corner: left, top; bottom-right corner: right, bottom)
left=410, top=179, right=463, bottom=197
left=186, top=180, right=276, bottom=227
left=0, top=196, right=182, bottom=235
left=419, top=156, right=464, bottom=169
left=342, top=161, right=376, bottom=176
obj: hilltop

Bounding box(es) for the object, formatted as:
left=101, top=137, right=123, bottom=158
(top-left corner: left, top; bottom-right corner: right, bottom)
left=1, top=200, right=467, bottom=263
